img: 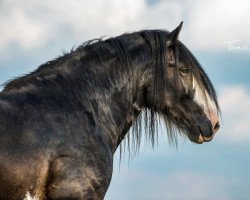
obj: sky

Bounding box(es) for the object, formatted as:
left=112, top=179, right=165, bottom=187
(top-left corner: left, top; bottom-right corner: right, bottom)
left=0, top=0, right=250, bottom=199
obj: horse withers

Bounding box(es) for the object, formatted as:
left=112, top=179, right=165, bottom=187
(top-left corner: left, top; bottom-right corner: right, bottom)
left=0, top=22, right=220, bottom=199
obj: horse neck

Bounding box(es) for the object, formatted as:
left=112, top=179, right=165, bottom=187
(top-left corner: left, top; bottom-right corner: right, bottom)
left=76, top=38, right=153, bottom=153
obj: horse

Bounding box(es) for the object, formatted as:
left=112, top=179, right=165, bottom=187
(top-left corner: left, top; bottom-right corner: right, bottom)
left=0, top=22, right=220, bottom=200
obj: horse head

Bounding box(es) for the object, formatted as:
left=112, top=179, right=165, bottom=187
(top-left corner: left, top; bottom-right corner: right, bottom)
left=141, top=22, right=220, bottom=144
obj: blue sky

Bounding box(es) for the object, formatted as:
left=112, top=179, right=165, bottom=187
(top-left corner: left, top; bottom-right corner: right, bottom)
left=1, top=0, right=250, bottom=199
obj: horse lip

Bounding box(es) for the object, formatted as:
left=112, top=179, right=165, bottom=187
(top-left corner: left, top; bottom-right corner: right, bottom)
left=195, top=126, right=214, bottom=143
left=188, top=127, right=214, bottom=144
left=197, top=134, right=214, bottom=144
left=203, top=135, right=214, bottom=142
left=197, top=134, right=204, bottom=144
left=188, top=133, right=204, bottom=144
left=191, top=133, right=214, bottom=144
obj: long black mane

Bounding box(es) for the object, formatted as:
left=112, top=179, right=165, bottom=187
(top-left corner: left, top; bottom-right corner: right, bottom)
left=2, top=30, right=219, bottom=153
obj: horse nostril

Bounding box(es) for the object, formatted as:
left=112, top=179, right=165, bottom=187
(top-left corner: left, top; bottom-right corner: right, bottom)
left=213, top=122, right=220, bottom=132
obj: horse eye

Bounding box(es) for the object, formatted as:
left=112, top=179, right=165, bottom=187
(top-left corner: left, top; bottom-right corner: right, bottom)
left=179, top=67, right=189, bottom=74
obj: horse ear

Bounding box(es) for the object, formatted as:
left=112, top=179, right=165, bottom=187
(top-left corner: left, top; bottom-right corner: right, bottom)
left=167, top=21, right=183, bottom=46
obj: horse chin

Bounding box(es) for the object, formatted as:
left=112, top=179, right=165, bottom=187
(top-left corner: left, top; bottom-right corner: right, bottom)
left=188, top=133, right=214, bottom=144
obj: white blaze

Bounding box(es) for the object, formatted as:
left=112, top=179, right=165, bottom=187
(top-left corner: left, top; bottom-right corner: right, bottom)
left=193, top=77, right=218, bottom=119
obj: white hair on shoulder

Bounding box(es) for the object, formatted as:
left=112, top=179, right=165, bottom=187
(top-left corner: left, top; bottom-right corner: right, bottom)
left=23, top=191, right=39, bottom=200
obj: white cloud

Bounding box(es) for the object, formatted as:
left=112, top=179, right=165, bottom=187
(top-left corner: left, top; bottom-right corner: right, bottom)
left=185, top=0, right=250, bottom=50
left=218, top=86, right=250, bottom=142
left=0, top=0, right=146, bottom=51
left=40, top=0, right=147, bottom=37
left=1, top=0, right=250, bottom=53
left=0, top=2, right=49, bottom=50
left=163, top=172, right=230, bottom=200
left=0, top=0, right=182, bottom=53
left=107, top=170, right=231, bottom=200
